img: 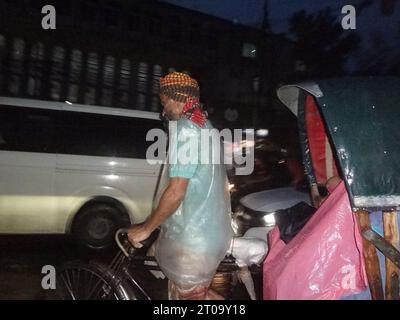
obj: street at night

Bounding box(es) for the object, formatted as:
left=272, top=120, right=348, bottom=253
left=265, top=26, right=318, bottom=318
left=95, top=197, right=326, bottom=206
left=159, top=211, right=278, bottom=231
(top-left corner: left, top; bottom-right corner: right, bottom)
left=0, top=0, right=399, bottom=304
left=0, top=235, right=259, bottom=300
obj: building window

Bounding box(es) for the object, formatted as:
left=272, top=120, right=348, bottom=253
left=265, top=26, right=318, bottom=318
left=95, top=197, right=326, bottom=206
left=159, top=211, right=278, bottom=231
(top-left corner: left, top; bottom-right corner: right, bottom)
left=85, top=87, right=96, bottom=105
left=85, top=52, right=99, bottom=105
left=137, top=62, right=148, bottom=93
left=0, top=34, right=5, bottom=56
left=117, top=58, right=131, bottom=108
left=101, top=88, right=113, bottom=106
left=103, top=55, right=115, bottom=87
left=49, top=46, right=65, bottom=100
left=101, top=55, right=115, bottom=106
left=151, top=96, right=160, bottom=112
left=151, top=65, right=163, bottom=112
left=67, top=49, right=82, bottom=102
left=136, top=93, right=146, bottom=110
left=67, top=85, right=79, bottom=103
left=27, top=42, right=45, bottom=97
left=86, top=52, right=99, bottom=85
left=152, top=65, right=162, bottom=94
left=9, top=38, right=25, bottom=95
left=69, top=50, right=82, bottom=82
left=119, top=59, right=131, bottom=91
left=0, top=34, right=7, bottom=92
left=242, top=43, right=257, bottom=59
left=136, top=62, right=148, bottom=110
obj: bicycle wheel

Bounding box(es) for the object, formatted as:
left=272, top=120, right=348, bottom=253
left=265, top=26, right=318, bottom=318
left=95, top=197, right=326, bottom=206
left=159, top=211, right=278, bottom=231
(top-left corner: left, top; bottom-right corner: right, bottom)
left=56, top=260, right=136, bottom=300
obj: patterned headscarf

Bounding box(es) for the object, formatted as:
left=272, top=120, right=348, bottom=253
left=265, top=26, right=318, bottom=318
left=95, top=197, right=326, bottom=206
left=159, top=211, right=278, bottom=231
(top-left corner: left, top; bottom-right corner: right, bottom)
left=159, top=72, right=200, bottom=103
left=159, top=72, right=207, bottom=127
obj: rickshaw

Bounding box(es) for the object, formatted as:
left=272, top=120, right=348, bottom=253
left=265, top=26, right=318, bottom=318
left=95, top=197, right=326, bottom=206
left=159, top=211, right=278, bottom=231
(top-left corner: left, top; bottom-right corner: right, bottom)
left=263, top=76, right=400, bottom=300
left=55, top=76, right=399, bottom=300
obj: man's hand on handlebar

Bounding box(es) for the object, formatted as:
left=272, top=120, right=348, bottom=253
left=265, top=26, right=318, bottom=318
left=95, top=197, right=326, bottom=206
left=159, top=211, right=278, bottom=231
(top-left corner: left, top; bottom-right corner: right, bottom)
left=125, top=177, right=188, bottom=249
left=127, top=223, right=151, bottom=249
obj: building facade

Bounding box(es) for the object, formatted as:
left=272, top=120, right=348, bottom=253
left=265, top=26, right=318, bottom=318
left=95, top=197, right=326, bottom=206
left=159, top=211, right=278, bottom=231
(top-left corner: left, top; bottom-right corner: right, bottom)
left=0, top=0, right=297, bottom=131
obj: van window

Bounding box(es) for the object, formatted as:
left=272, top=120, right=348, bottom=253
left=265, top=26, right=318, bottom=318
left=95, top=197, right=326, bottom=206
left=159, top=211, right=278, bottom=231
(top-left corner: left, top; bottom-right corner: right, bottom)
left=57, top=111, right=163, bottom=159
left=0, top=105, right=56, bottom=153
left=0, top=104, right=163, bottom=158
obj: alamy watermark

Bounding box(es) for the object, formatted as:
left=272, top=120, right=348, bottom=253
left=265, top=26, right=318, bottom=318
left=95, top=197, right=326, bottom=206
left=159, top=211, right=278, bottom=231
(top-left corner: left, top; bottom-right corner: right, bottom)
left=41, top=265, right=56, bottom=290
left=341, top=5, right=356, bottom=30
left=341, top=264, right=357, bottom=290
left=41, top=5, right=56, bottom=30
left=146, top=122, right=255, bottom=176
left=40, top=4, right=356, bottom=31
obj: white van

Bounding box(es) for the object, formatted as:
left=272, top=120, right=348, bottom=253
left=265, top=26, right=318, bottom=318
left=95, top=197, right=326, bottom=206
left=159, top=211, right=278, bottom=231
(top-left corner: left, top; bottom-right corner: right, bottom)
left=0, top=97, right=165, bottom=250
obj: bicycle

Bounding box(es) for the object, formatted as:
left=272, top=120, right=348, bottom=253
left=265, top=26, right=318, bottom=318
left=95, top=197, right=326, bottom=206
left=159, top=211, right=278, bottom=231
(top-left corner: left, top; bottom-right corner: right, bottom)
left=56, top=227, right=264, bottom=300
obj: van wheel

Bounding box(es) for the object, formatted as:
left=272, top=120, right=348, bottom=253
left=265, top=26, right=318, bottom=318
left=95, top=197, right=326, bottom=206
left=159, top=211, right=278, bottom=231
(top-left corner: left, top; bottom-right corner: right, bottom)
left=72, top=203, right=130, bottom=251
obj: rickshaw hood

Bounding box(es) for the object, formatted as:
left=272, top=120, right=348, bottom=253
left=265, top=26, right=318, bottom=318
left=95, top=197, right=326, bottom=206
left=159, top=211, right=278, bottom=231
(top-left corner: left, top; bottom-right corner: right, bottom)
left=277, top=77, right=400, bottom=210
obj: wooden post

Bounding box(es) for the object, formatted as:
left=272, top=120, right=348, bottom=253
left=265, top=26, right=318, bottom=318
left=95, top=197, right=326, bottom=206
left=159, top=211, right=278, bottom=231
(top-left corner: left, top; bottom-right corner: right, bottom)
left=383, top=211, right=400, bottom=300
left=356, top=210, right=384, bottom=300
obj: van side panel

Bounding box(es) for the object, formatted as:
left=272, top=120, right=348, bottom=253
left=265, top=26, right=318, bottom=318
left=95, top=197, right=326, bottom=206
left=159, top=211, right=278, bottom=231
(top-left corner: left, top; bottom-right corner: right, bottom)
left=55, top=154, right=161, bottom=233
left=0, top=151, right=57, bottom=233
left=0, top=105, right=58, bottom=233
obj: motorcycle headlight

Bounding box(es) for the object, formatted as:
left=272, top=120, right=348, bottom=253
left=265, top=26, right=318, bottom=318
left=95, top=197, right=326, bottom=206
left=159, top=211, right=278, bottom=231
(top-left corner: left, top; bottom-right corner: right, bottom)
left=262, top=213, right=275, bottom=225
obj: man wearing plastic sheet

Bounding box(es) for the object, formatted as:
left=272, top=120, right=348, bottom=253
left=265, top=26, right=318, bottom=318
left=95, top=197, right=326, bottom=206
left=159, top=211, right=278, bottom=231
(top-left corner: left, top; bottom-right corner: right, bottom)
left=127, top=72, right=234, bottom=300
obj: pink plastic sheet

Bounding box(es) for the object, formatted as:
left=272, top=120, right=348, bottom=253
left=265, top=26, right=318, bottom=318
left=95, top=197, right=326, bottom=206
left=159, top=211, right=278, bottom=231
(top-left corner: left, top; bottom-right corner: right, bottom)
left=263, top=182, right=368, bottom=300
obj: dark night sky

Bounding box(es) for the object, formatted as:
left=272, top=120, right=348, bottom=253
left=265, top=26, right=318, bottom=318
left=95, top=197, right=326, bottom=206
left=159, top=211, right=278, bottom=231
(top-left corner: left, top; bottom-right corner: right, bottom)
left=163, top=0, right=400, bottom=48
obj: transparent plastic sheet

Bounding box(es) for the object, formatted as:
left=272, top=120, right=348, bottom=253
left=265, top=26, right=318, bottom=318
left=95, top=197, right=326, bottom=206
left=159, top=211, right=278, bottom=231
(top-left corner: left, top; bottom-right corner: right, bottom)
left=263, top=182, right=368, bottom=300
left=154, top=118, right=234, bottom=288
left=230, top=235, right=268, bottom=300
left=229, top=236, right=268, bottom=268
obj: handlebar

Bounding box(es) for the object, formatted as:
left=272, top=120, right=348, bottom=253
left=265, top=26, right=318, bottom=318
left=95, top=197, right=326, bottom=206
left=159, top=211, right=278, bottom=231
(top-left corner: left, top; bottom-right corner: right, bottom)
left=115, top=228, right=144, bottom=258
left=115, top=228, right=130, bottom=257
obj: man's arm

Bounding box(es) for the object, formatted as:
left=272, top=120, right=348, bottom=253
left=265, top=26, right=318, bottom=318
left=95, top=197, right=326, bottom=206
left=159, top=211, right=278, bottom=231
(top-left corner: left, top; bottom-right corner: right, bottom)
left=127, top=177, right=189, bottom=247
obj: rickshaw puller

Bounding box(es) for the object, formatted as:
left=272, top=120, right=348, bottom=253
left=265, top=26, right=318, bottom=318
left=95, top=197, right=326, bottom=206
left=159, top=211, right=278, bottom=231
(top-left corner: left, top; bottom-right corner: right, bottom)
left=127, top=72, right=233, bottom=300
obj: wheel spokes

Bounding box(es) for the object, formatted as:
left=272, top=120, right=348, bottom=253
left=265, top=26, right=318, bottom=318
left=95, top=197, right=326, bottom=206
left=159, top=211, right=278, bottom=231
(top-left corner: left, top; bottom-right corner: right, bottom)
left=59, top=273, right=76, bottom=300
left=59, top=268, right=111, bottom=300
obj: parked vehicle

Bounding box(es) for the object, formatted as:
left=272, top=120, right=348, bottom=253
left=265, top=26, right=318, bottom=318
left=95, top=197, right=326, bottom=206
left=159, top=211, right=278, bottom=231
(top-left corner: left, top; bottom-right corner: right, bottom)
left=0, top=97, right=164, bottom=250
